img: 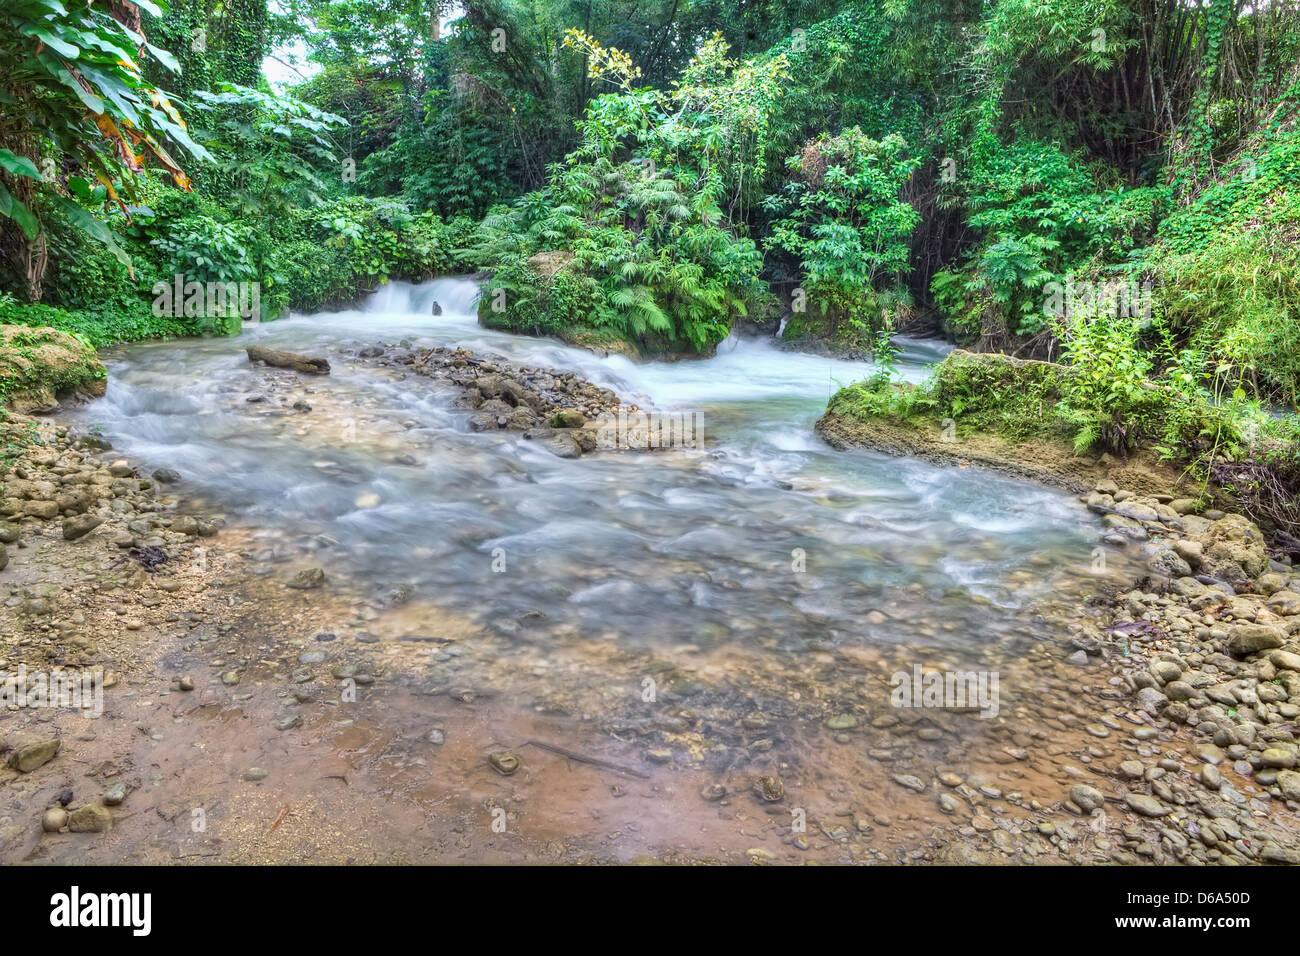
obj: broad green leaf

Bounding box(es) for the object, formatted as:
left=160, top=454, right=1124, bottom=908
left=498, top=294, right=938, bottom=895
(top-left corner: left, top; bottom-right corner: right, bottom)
left=0, top=181, right=40, bottom=239
left=0, top=149, right=42, bottom=181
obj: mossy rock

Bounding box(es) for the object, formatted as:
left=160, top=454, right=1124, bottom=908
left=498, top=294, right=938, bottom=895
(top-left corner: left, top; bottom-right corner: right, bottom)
left=0, top=325, right=107, bottom=413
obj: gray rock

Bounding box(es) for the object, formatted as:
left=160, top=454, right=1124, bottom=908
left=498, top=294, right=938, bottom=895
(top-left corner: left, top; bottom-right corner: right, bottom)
left=1151, top=660, right=1182, bottom=683
left=1260, top=844, right=1300, bottom=865
left=1148, top=550, right=1192, bottom=577
left=1070, top=784, right=1105, bottom=812
left=892, top=774, right=926, bottom=793
left=8, top=738, right=60, bottom=773
left=62, top=514, right=103, bottom=540
left=1135, top=687, right=1168, bottom=715
left=1124, top=793, right=1169, bottom=817
left=545, top=433, right=582, bottom=459
left=1227, top=624, right=1285, bottom=658
left=102, top=783, right=127, bottom=806
left=1277, top=770, right=1300, bottom=802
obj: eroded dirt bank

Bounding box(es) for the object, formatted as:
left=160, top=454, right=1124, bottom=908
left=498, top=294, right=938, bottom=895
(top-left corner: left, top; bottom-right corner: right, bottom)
left=3, top=346, right=1300, bottom=865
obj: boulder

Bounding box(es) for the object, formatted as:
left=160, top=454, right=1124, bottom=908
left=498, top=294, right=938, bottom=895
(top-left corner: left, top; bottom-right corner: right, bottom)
left=0, top=324, right=106, bottom=412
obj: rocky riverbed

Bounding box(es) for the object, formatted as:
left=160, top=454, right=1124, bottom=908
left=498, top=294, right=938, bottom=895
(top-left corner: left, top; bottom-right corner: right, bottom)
left=3, top=337, right=1300, bottom=864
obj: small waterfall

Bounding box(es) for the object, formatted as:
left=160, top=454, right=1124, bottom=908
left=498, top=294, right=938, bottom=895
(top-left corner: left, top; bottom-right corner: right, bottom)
left=362, top=276, right=483, bottom=318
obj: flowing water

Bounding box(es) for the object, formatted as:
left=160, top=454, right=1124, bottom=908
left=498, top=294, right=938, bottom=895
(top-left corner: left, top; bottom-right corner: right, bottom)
left=71, top=277, right=1110, bottom=658
left=41, top=276, right=1162, bottom=862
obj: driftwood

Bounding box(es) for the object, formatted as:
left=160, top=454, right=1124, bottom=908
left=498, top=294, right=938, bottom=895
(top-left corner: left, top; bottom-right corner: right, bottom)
left=246, top=345, right=330, bottom=375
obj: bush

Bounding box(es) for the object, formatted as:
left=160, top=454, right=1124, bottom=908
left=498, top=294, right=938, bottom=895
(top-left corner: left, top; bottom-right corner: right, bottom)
left=0, top=295, right=195, bottom=348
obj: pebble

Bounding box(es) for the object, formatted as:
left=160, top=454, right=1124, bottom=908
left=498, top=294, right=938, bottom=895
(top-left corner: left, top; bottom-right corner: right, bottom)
left=489, top=751, right=520, bottom=775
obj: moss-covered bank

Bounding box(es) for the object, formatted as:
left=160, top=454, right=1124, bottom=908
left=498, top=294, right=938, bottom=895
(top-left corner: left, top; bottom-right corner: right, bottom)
left=0, top=325, right=107, bottom=414
left=818, top=350, right=1300, bottom=535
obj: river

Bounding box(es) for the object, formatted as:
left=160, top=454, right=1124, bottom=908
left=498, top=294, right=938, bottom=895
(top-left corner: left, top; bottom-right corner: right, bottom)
left=69, top=277, right=1108, bottom=657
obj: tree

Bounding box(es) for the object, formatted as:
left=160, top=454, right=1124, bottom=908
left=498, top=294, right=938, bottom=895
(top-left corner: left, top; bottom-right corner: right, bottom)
left=0, top=0, right=208, bottom=299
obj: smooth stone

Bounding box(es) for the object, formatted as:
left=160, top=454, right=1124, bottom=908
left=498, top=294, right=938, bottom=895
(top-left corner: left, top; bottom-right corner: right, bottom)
left=8, top=738, right=61, bottom=773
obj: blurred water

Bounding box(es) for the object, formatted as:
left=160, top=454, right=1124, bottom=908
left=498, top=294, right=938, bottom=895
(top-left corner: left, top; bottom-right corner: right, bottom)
left=68, top=277, right=1109, bottom=652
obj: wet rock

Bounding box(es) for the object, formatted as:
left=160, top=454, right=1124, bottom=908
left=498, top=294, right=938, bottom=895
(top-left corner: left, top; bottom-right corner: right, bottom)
left=754, top=775, right=785, bottom=802
left=549, top=409, right=586, bottom=429
left=489, top=751, right=520, bottom=775
left=8, top=738, right=60, bottom=773
left=286, top=567, right=326, bottom=590
left=700, top=784, right=726, bottom=802
left=67, top=805, right=111, bottom=833
left=274, top=714, right=302, bottom=731
left=545, top=433, right=582, bottom=459
left=0, top=543, right=6, bottom=571
left=427, top=729, right=446, bottom=746
left=61, top=514, right=103, bottom=540
left=242, top=768, right=269, bottom=782
left=892, top=774, right=926, bottom=794
left=152, top=468, right=182, bottom=484
left=221, top=670, right=240, bottom=686
left=0, top=521, right=19, bottom=543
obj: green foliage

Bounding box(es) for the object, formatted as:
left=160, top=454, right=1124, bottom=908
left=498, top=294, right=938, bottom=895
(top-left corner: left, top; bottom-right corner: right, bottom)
left=0, top=0, right=209, bottom=290
left=0, top=294, right=193, bottom=348
left=766, top=129, right=920, bottom=337
left=264, top=197, right=473, bottom=313
left=473, top=33, right=780, bottom=353
left=189, top=84, right=346, bottom=217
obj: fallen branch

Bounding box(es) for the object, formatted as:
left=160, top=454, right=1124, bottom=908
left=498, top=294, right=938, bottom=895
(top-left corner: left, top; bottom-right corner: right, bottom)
left=522, top=739, right=649, bottom=779
left=247, top=346, right=330, bottom=375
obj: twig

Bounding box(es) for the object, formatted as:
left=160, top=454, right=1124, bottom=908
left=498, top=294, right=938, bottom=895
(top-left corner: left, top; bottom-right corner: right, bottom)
left=522, top=739, right=649, bottom=779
